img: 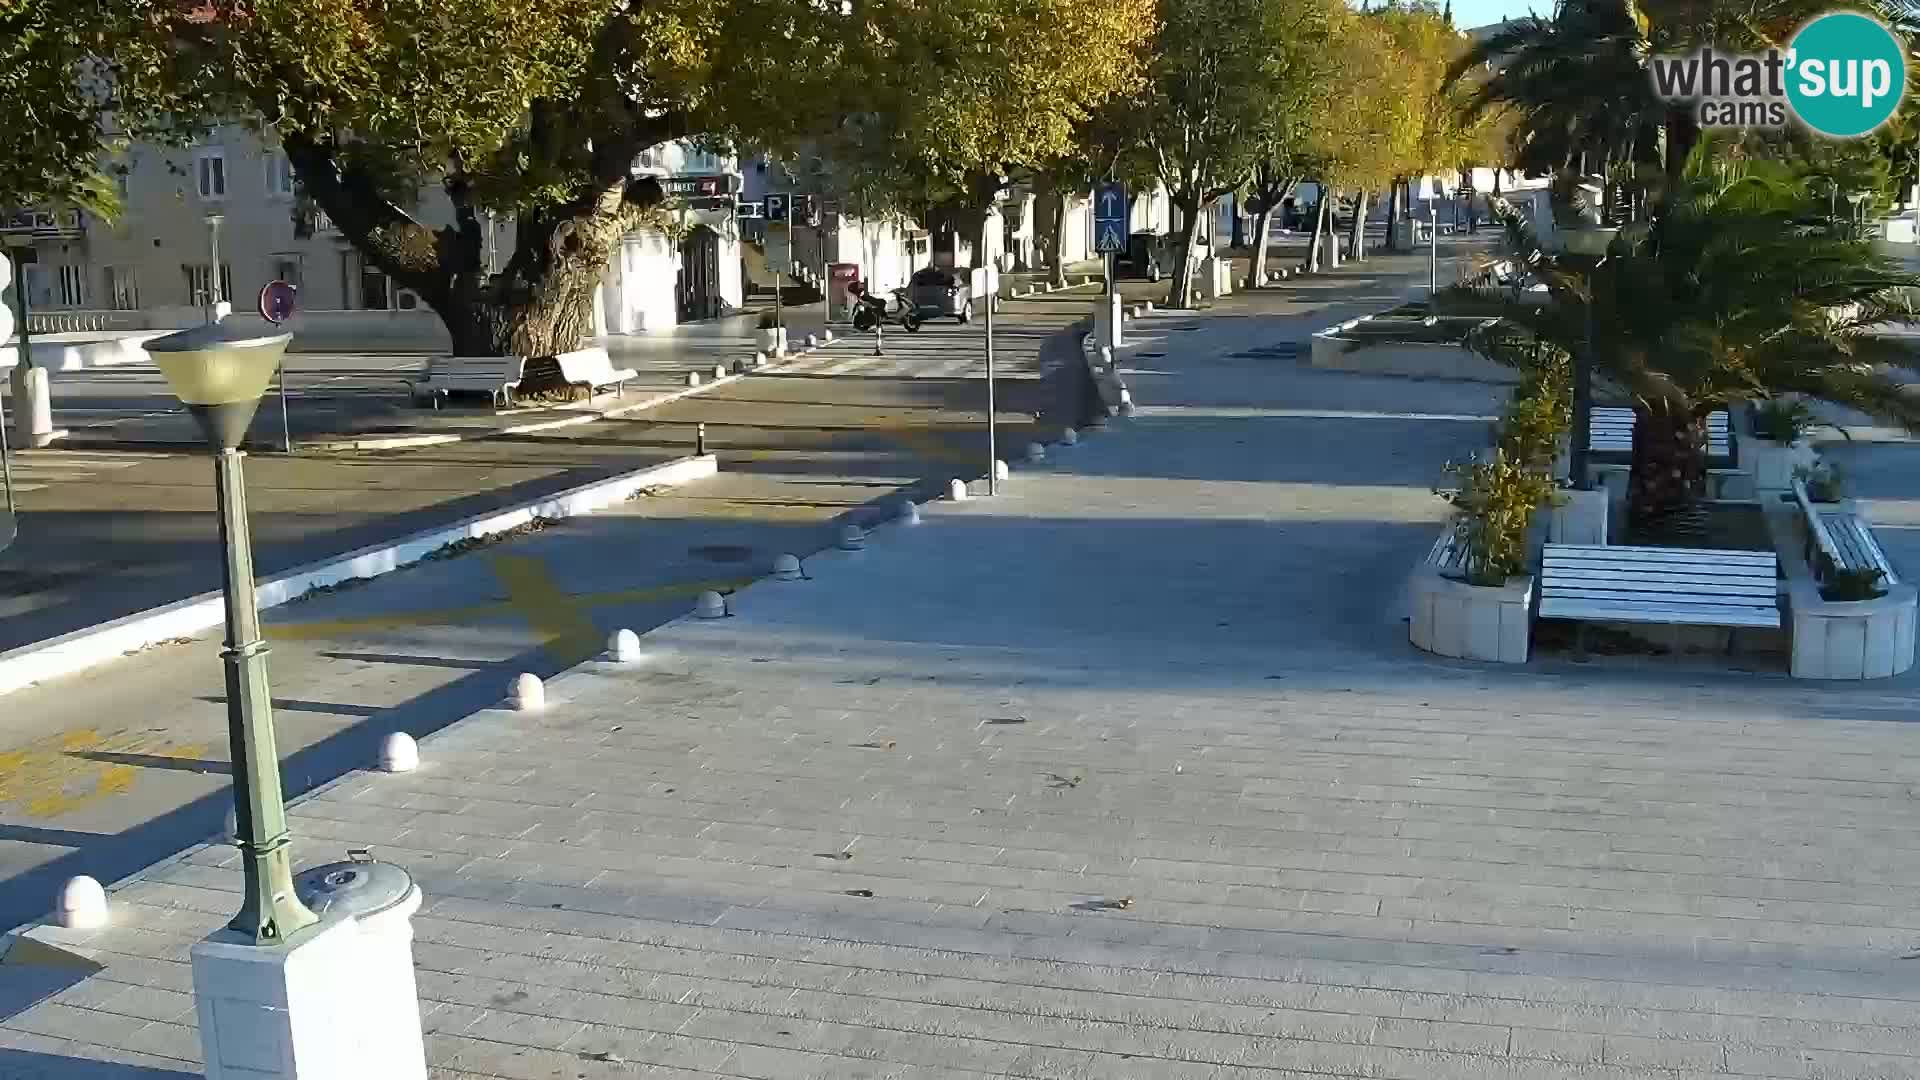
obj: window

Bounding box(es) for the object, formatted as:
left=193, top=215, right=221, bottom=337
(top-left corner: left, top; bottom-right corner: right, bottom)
left=194, top=147, right=227, bottom=200
left=271, top=257, right=303, bottom=290
left=184, top=262, right=233, bottom=305
left=104, top=266, right=139, bottom=310
left=266, top=152, right=295, bottom=198
left=56, top=265, right=85, bottom=308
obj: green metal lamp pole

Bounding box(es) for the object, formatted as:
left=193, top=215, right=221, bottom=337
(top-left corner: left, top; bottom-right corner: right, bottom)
left=213, top=443, right=317, bottom=945
left=145, top=320, right=319, bottom=946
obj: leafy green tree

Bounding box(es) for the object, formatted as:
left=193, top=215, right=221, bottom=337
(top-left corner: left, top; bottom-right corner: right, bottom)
left=1441, top=158, right=1920, bottom=528
left=183, top=0, right=841, bottom=356
left=1135, top=0, right=1336, bottom=307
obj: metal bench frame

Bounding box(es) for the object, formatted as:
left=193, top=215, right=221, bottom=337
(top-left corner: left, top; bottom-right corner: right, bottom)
left=409, top=356, right=531, bottom=409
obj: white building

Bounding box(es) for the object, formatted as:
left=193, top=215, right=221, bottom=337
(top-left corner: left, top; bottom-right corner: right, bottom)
left=3, top=126, right=746, bottom=349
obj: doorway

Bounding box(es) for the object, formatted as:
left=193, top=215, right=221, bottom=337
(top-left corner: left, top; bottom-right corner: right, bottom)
left=676, top=226, right=721, bottom=322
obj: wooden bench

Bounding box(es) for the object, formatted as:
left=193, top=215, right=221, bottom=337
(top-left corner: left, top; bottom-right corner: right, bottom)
left=1426, top=530, right=1467, bottom=576
left=409, top=356, right=530, bottom=409
left=1539, top=543, right=1780, bottom=629
left=1791, top=478, right=1898, bottom=585
left=552, top=346, right=639, bottom=398
left=1588, top=406, right=1731, bottom=459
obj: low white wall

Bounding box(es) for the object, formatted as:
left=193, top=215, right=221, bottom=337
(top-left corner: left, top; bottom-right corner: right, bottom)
left=1310, top=319, right=1518, bottom=383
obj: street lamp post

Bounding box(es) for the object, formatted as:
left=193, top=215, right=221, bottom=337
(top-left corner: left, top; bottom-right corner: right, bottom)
left=143, top=320, right=318, bottom=946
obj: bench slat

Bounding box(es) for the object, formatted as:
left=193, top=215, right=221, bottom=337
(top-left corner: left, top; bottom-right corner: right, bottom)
left=1545, top=544, right=1776, bottom=566
left=1540, top=599, right=1781, bottom=627
left=1540, top=541, right=1781, bottom=630
left=1541, top=574, right=1778, bottom=598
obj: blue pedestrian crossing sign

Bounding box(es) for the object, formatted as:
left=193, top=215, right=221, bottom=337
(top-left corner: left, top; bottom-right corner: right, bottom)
left=1093, top=182, right=1127, bottom=253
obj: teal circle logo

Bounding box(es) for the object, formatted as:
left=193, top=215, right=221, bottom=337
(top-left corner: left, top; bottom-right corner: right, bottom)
left=1786, top=12, right=1906, bottom=138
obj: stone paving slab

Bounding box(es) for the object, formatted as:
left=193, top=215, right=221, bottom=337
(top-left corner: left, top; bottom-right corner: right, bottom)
left=11, top=240, right=1920, bottom=1079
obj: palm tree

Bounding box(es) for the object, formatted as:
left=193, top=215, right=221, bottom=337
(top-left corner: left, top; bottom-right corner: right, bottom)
left=1440, top=158, right=1920, bottom=530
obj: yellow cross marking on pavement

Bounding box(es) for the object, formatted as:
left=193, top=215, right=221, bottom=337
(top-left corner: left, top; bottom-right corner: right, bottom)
left=0, top=729, right=211, bottom=820
left=876, top=424, right=981, bottom=466
left=268, top=554, right=752, bottom=666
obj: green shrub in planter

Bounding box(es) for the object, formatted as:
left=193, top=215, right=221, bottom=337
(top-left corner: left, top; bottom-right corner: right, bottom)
left=1752, top=399, right=1814, bottom=443
left=1437, top=450, right=1561, bottom=586
left=1818, top=560, right=1887, bottom=602
left=1498, top=352, right=1571, bottom=469
left=1794, top=461, right=1845, bottom=502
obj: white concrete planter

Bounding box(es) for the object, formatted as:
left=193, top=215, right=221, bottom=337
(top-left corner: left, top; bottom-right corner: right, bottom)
left=755, top=327, right=788, bottom=355
left=1409, top=562, right=1533, bottom=664
left=1788, top=579, right=1918, bottom=679
left=1548, top=487, right=1607, bottom=545
left=1747, top=439, right=1814, bottom=493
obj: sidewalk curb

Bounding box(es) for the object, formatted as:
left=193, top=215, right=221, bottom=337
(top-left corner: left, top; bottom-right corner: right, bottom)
left=0, top=453, right=719, bottom=697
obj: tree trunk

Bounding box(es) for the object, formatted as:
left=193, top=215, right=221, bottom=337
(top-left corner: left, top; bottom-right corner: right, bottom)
left=1663, top=105, right=1700, bottom=193
left=1346, top=191, right=1368, bottom=260
left=1306, top=192, right=1330, bottom=272
left=1385, top=179, right=1404, bottom=252
left=1166, top=194, right=1206, bottom=308
left=1046, top=189, right=1071, bottom=289
left=1627, top=406, right=1708, bottom=529
left=1247, top=206, right=1276, bottom=288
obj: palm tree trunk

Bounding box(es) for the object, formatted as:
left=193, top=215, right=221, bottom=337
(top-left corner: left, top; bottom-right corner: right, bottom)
left=1627, top=407, right=1708, bottom=528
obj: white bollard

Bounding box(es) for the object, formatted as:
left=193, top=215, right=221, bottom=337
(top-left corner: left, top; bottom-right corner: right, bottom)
left=56, top=876, right=108, bottom=929
left=1061, top=428, right=1079, bottom=445
left=823, top=330, right=835, bottom=343
left=686, top=371, right=702, bottom=387
left=378, top=733, right=419, bottom=773
left=772, top=553, right=804, bottom=580
left=805, top=333, right=819, bottom=348
left=1118, top=387, right=1134, bottom=408
left=1098, top=346, right=1113, bottom=370
left=511, top=673, right=545, bottom=712
left=838, top=523, right=867, bottom=550
left=609, top=628, right=642, bottom=662
left=1025, top=442, right=1045, bottom=462
left=712, top=364, right=727, bottom=381
left=897, top=500, right=921, bottom=525
left=695, top=590, right=727, bottom=618
left=1143, top=301, right=1155, bottom=313
left=993, top=459, right=1010, bottom=482
left=948, top=478, right=969, bottom=501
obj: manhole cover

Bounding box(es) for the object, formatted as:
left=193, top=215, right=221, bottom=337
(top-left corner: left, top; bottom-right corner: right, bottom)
left=688, top=544, right=755, bottom=563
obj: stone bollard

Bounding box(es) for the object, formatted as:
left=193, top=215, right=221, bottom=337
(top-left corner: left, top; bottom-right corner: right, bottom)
left=1143, top=301, right=1155, bottom=313
left=686, top=372, right=702, bottom=387
left=695, top=590, right=727, bottom=618
left=1098, top=346, right=1113, bottom=370
left=609, top=628, right=642, bottom=662
left=711, top=364, right=727, bottom=381
left=378, top=733, right=419, bottom=773
left=1061, top=428, right=1079, bottom=446
left=805, top=333, right=819, bottom=349
left=772, top=554, right=804, bottom=580
left=753, top=351, right=768, bottom=367
left=898, top=500, right=921, bottom=525
left=1025, top=442, right=1045, bottom=462
left=511, top=673, right=545, bottom=711
left=56, top=876, right=108, bottom=929
left=992, top=459, right=1010, bottom=482
left=823, top=330, right=834, bottom=343
left=838, top=524, right=867, bottom=550
left=948, top=478, right=969, bottom=501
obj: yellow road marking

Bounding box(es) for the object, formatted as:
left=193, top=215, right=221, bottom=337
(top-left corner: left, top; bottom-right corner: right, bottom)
left=490, top=555, right=604, bottom=665
left=876, top=424, right=980, bottom=466
left=0, top=729, right=210, bottom=820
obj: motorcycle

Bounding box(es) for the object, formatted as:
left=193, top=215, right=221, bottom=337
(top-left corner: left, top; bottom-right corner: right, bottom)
left=851, top=287, right=922, bottom=333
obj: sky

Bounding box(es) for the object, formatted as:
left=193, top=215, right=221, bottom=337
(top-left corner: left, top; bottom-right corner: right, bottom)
left=1447, top=0, right=1549, bottom=30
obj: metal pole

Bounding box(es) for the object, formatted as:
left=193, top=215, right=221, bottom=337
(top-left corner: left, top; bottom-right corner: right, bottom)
left=213, top=447, right=319, bottom=946
left=1571, top=259, right=1599, bottom=491
left=207, top=216, right=224, bottom=311
left=1428, top=204, right=1438, bottom=294
left=985, top=270, right=998, bottom=495
left=277, top=365, right=293, bottom=454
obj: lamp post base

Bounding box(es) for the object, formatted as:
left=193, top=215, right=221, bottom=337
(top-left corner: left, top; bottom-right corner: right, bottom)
left=192, top=887, right=427, bottom=1080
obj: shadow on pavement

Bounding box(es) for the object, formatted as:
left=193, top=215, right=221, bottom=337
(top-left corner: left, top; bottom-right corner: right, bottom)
left=0, top=1050, right=193, bottom=1079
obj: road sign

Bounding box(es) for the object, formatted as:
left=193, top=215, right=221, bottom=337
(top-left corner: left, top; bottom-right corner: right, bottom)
left=1094, top=182, right=1127, bottom=254
left=259, top=280, right=298, bottom=323
left=765, top=193, right=789, bottom=224
left=797, top=195, right=820, bottom=227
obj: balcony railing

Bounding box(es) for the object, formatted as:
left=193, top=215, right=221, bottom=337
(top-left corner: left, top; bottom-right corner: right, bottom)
left=0, top=208, right=84, bottom=239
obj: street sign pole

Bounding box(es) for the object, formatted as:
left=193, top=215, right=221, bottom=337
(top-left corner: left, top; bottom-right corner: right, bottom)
left=985, top=270, right=998, bottom=496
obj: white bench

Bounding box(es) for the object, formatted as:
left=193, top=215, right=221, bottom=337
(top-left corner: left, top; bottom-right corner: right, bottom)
left=1588, top=407, right=1731, bottom=459
left=552, top=346, right=639, bottom=398
left=1426, top=530, right=1467, bottom=575
left=1540, top=543, right=1780, bottom=629
left=410, top=356, right=530, bottom=409
left=1791, top=478, right=1898, bottom=585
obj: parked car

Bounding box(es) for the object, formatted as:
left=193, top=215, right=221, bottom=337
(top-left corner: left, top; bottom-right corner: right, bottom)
left=905, top=266, right=974, bottom=323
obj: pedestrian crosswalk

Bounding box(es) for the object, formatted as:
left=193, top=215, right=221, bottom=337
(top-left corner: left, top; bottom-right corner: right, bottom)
left=776, top=326, right=1046, bottom=380
left=1, top=449, right=175, bottom=496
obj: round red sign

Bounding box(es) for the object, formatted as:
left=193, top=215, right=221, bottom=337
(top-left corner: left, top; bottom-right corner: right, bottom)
left=259, top=280, right=298, bottom=324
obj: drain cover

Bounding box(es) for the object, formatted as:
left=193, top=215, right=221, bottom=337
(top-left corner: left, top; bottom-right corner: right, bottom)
left=688, top=544, right=755, bottom=563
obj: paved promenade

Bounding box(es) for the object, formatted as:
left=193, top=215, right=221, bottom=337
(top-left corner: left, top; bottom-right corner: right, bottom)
left=9, top=248, right=1920, bottom=1078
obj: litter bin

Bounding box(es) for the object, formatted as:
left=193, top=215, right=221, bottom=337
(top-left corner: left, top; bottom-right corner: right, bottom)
left=293, top=849, right=428, bottom=1079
